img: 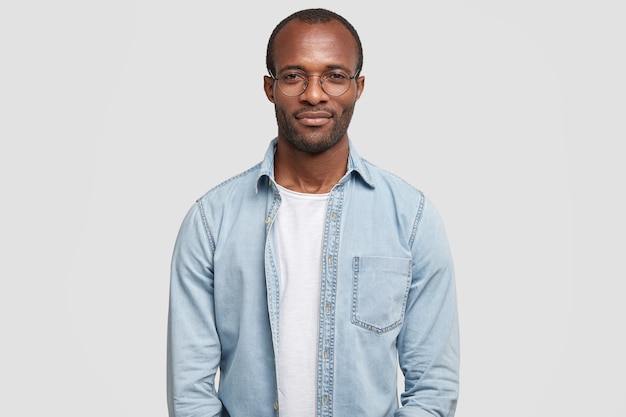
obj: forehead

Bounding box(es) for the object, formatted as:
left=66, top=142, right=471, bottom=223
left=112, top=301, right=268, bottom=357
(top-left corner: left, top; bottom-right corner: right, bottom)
left=273, top=20, right=359, bottom=72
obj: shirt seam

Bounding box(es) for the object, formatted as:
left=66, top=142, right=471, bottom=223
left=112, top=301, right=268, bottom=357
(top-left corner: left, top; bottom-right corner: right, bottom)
left=196, top=199, right=216, bottom=253
left=408, top=191, right=425, bottom=250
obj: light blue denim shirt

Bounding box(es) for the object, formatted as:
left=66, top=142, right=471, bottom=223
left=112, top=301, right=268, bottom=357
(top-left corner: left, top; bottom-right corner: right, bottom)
left=167, top=139, right=460, bottom=417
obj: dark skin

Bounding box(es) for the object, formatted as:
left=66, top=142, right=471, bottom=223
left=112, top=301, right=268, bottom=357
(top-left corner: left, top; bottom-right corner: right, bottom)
left=263, top=20, right=365, bottom=194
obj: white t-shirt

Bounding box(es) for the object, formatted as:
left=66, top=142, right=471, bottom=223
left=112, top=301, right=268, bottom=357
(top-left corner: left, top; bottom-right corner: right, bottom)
left=274, top=184, right=329, bottom=417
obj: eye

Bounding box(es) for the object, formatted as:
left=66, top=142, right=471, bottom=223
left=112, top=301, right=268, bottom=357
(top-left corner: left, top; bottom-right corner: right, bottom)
left=280, top=72, right=305, bottom=84
left=324, top=71, right=349, bottom=83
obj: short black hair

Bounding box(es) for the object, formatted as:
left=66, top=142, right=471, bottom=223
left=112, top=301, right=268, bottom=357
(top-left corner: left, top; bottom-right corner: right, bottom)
left=266, top=8, right=363, bottom=77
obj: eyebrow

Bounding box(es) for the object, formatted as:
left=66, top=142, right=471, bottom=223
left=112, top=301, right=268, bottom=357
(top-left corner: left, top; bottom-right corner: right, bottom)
left=276, top=64, right=352, bottom=74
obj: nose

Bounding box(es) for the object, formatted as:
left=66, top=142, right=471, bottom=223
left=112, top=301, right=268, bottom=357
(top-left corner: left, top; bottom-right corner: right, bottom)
left=299, top=74, right=328, bottom=105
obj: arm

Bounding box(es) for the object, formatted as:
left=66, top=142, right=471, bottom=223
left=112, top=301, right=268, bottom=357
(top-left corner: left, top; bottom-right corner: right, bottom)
left=396, top=197, right=460, bottom=417
left=167, top=201, right=222, bottom=417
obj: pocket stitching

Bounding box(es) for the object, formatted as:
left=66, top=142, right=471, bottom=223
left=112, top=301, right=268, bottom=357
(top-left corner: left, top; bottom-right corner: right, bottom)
left=351, top=256, right=412, bottom=335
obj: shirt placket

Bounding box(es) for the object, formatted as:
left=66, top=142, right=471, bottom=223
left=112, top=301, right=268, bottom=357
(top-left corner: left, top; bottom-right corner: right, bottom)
left=263, top=181, right=282, bottom=415
left=318, top=183, right=344, bottom=417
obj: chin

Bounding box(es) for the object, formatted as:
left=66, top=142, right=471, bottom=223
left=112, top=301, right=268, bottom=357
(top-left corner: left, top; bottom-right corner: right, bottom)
left=287, top=133, right=343, bottom=154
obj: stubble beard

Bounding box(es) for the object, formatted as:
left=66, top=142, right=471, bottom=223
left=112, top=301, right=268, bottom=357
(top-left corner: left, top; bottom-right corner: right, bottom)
left=275, top=104, right=355, bottom=154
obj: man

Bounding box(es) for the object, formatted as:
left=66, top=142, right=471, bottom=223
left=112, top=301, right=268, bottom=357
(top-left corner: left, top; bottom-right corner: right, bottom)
left=167, top=8, right=459, bottom=417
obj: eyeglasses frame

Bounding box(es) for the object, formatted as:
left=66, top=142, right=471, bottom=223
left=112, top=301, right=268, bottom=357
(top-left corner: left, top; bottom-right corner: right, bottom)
left=269, top=68, right=360, bottom=97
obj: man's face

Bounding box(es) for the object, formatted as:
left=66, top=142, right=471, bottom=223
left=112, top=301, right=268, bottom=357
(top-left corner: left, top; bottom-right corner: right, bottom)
left=264, top=20, right=365, bottom=154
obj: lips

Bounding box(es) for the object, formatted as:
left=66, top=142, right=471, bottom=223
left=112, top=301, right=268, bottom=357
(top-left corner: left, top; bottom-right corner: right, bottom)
left=296, top=110, right=333, bottom=127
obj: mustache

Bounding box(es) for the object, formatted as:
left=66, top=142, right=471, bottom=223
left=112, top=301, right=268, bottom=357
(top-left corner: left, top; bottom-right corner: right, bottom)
left=293, top=107, right=335, bottom=117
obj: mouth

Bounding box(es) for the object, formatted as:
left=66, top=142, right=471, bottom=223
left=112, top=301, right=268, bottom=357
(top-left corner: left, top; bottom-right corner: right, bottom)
left=295, top=110, right=333, bottom=127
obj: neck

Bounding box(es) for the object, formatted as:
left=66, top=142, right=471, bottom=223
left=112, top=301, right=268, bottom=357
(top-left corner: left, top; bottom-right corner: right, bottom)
left=274, top=137, right=349, bottom=194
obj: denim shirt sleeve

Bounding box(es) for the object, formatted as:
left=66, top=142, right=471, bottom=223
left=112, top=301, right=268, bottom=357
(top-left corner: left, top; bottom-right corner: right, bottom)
left=395, top=196, right=460, bottom=417
left=167, top=200, right=222, bottom=417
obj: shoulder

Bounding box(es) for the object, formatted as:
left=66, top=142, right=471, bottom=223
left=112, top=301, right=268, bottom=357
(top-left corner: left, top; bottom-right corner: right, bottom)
left=357, top=159, right=446, bottom=234
left=360, top=158, right=425, bottom=201
left=196, top=162, right=263, bottom=207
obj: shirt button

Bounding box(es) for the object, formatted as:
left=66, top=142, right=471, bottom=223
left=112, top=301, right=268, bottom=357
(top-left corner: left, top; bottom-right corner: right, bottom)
left=323, top=395, right=328, bottom=405
left=325, top=303, right=330, bottom=314
left=327, top=255, right=332, bottom=264
left=265, top=216, right=271, bottom=224
left=274, top=401, right=279, bottom=410
left=324, top=348, right=329, bottom=359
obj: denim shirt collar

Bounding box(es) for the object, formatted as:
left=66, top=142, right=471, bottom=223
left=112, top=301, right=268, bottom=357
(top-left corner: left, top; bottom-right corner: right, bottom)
left=255, top=137, right=375, bottom=193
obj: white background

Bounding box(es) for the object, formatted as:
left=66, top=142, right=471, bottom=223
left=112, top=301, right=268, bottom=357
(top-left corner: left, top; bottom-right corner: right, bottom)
left=1, top=1, right=624, bottom=416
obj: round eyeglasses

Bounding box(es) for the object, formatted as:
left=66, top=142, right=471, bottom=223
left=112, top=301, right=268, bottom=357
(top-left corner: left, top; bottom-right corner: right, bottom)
left=270, top=69, right=358, bottom=97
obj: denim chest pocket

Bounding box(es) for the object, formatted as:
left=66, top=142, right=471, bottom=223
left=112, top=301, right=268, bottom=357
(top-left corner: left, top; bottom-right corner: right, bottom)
left=351, top=256, right=412, bottom=334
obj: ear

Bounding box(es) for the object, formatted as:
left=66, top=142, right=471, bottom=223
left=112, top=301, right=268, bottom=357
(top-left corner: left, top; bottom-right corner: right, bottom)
left=355, top=75, right=365, bottom=101
left=264, top=76, right=276, bottom=103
